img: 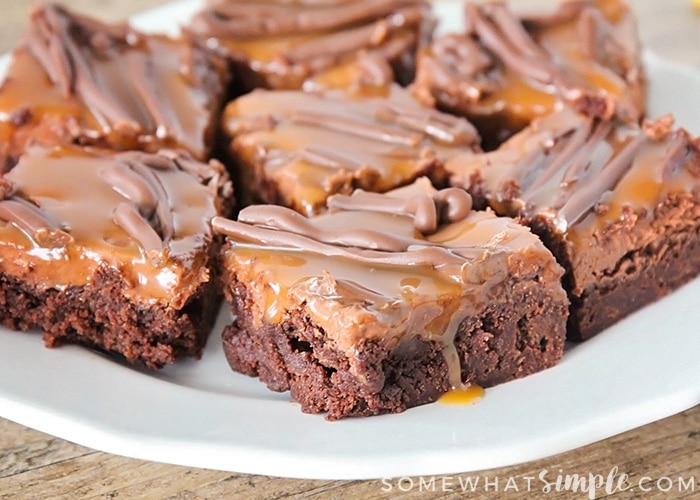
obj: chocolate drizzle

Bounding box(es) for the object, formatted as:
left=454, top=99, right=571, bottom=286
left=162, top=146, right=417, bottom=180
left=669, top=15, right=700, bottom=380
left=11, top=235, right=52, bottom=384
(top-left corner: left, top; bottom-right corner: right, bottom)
left=558, top=132, right=646, bottom=224
left=100, top=153, right=176, bottom=257
left=281, top=12, right=419, bottom=65
left=299, top=148, right=364, bottom=171
left=113, top=201, right=165, bottom=255
left=465, top=2, right=564, bottom=87
left=214, top=178, right=479, bottom=263
left=214, top=177, right=566, bottom=392
left=0, top=197, right=72, bottom=249
left=25, top=4, right=142, bottom=132
left=193, top=0, right=427, bottom=39
left=0, top=146, right=228, bottom=264
left=290, top=110, right=423, bottom=147
left=0, top=176, right=74, bottom=248
left=327, top=187, right=472, bottom=234
left=374, top=104, right=478, bottom=146
left=213, top=211, right=467, bottom=267
left=103, top=149, right=228, bottom=259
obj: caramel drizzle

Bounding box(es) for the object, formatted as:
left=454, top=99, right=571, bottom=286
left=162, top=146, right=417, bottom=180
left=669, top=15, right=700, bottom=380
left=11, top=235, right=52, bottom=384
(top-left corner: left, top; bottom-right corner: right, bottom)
left=310, top=272, right=398, bottom=308
left=195, top=0, right=427, bottom=39
left=327, top=188, right=472, bottom=235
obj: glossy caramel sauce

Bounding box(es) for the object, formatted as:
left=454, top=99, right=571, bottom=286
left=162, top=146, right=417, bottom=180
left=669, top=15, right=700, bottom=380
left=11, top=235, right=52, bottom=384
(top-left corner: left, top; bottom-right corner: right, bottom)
left=438, top=384, right=485, bottom=405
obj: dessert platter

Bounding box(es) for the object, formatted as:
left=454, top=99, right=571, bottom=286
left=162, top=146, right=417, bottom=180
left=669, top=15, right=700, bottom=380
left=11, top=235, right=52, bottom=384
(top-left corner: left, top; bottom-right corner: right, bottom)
left=0, top=0, right=698, bottom=480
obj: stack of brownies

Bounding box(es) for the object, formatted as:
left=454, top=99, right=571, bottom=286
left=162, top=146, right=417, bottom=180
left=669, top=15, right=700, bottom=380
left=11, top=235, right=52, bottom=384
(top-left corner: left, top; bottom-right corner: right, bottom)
left=0, top=0, right=697, bottom=419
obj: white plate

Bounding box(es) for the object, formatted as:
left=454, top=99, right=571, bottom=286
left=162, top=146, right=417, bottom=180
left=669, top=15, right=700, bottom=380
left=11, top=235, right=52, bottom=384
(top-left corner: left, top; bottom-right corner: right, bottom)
left=0, top=0, right=699, bottom=481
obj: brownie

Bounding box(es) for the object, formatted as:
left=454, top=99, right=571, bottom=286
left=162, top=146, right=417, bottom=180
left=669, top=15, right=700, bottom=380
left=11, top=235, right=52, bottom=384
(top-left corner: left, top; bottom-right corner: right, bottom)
left=446, top=107, right=700, bottom=340
left=187, top=0, right=435, bottom=93
left=0, top=3, right=229, bottom=171
left=213, top=178, right=568, bottom=419
left=0, top=145, right=233, bottom=368
left=221, top=85, right=481, bottom=216
left=411, top=0, right=644, bottom=148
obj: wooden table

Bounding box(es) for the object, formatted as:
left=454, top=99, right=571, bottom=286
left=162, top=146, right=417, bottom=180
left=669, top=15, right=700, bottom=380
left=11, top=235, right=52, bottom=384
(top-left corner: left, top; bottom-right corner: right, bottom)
left=1, top=1, right=699, bottom=498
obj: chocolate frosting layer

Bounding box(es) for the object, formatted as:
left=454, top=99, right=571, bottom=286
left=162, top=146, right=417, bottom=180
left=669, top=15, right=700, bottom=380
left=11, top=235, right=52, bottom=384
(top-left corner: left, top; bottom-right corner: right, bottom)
left=223, top=85, right=480, bottom=216
left=0, top=146, right=230, bottom=308
left=214, top=177, right=567, bottom=387
left=188, top=0, right=434, bottom=90
left=0, top=3, right=227, bottom=168
left=412, top=0, right=644, bottom=145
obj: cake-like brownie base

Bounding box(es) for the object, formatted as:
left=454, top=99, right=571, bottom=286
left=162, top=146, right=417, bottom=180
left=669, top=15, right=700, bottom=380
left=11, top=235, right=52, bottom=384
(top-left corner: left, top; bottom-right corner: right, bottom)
left=0, top=263, right=221, bottom=370
left=222, top=277, right=566, bottom=420
left=531, top=192, right=700, bottom=340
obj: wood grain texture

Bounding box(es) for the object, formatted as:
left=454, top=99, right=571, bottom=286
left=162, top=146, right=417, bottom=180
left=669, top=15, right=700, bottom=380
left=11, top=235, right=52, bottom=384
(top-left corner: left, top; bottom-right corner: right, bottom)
left=0, top=1, right=699, bottom=499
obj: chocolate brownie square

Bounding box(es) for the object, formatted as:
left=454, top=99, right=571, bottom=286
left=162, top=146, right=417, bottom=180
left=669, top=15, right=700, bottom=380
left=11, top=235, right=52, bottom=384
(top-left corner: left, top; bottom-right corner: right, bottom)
left=447, top=107, right=700, bottom=340
left=412, top=0, right=644, bottom=148
left=0, top=3, right=229, bottom=171
left=213, top=178, right=568, bottom=418
left=187, top=0, right=435, bottom=93
left=0, top=145, right=232, bottom=368
left=221, top=85, right=481, bottom=216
